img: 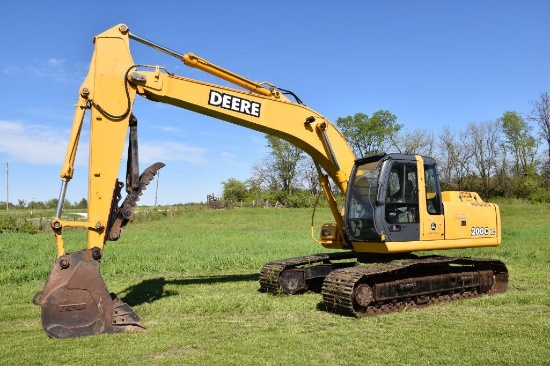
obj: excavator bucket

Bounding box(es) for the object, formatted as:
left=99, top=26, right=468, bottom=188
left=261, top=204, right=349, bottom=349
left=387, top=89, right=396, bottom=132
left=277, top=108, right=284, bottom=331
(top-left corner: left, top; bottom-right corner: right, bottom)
left=33, top=248, right=144, bottom=338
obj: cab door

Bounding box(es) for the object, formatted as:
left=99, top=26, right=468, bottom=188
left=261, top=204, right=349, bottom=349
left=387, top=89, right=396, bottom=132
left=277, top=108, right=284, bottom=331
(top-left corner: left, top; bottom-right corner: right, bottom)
left=419, top=161, right=445, bottom=241
left=381, top=160, right=420, bottom=242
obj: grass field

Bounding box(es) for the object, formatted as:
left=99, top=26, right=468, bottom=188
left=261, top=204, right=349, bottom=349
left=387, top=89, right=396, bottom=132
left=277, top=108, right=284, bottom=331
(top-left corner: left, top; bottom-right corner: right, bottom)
left=0, top=202, right=549, bottom=365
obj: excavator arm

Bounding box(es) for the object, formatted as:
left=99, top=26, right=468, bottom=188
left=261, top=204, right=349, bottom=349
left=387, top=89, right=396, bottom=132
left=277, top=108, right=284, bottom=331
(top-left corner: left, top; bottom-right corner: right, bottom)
left=34, top=24, right=356, bottom=338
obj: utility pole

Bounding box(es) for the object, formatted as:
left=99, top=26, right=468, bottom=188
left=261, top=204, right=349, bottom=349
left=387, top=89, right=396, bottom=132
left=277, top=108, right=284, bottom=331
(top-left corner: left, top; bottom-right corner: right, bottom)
left=5, top=162, right=8, bottom=210
left=154, top=170, right=160, bottom=206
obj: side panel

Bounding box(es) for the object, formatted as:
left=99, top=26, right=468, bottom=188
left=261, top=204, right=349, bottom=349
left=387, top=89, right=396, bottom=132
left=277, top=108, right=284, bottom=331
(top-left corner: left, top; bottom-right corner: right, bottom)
left=351, top=237, right=501, bottom=253
left=443, top=202, right=501, bottom=243
left=420, top=214, right=445, bottom=241
left=351, top=200, right=501, bottom=253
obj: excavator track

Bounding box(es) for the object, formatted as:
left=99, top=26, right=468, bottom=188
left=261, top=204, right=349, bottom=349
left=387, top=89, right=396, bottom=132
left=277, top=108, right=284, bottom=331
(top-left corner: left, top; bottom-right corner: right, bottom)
left=259, top=252, right=357, bottom=294
left=321, top=256, right=508, bottom=317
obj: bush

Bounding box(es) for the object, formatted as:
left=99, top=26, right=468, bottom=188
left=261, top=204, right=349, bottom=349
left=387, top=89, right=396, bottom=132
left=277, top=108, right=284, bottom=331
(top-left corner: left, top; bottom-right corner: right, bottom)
left=529, top=187, right=550, bottom=203
left=281, top=191, right=317, bottom=208
left=0, top=215, right=40, bottom=234
left=130, top=208, right=170, bottom=223
left=130, top=205, right=209, bottom=223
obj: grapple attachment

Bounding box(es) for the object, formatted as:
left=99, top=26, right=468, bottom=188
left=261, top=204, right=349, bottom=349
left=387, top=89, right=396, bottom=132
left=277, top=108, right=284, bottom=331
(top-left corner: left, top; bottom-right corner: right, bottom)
left=33, top=248, right=144, bottom=338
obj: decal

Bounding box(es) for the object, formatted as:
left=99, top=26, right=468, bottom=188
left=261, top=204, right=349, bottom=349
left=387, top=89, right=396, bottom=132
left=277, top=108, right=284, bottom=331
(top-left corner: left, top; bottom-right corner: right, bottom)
left=58, top=303, right=87, bottom=312
left=471, top=227, right=496, bottom=236
left=209, top=90, right=261, bottom=117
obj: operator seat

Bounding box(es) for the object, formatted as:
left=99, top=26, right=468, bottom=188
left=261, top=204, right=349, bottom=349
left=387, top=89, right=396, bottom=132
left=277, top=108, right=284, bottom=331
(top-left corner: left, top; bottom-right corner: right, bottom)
left=403, top=179, right=417, bottom=203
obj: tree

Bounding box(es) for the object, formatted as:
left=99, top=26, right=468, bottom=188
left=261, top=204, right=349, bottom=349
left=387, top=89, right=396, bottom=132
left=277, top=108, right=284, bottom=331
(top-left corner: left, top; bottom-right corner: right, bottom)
left=221, top=178, right=248, bottom=202
left=396, top=128, right=435, bottom=156
left=244, top=174, right=265, bottom=203
left=75, top=198, right=88, bottom=209
left=29, top=200, right=46, bottom=210
left=335, top=110, right=402, bottom=157
left=436, top=126, right=474, bottom=191
left=298, top=158, right=320, bottom=195
left=250, top=160, right=279, bottom=192
left=501, top=111, right=537, bottom=175
left=0, top=201, right=15, bottom=210
left=528, top=92, right=550, bottom=163
left=468, top=120, right=505, bottom=198
left=264, top=135, right=305, bottom=194
left=499, top=111, right=540, bottom=196
left=45, top=198, right=59, bottom=209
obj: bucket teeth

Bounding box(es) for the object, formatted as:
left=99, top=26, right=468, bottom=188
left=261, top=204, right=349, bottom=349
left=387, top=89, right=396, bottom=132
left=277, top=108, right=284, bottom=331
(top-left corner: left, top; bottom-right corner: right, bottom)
left=111, top=295, right=144, bottom=327
left=34, top=248, right=145, bottom=338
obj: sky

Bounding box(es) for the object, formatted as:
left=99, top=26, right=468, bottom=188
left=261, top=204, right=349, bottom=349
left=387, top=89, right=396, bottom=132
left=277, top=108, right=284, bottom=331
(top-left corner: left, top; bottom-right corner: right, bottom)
left=1, top=0, right=549, bottom=206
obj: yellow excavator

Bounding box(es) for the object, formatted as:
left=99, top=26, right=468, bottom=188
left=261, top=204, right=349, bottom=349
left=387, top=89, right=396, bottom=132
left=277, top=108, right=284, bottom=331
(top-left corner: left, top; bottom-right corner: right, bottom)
left=33, top=24, right=508, bottom=338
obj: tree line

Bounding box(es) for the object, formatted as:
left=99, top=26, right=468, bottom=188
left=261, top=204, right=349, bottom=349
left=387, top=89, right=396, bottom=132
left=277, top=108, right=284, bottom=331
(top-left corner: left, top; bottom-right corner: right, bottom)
left=0, top=198, right=88, bottom=211
left=222, top=92, right=550, bottom=206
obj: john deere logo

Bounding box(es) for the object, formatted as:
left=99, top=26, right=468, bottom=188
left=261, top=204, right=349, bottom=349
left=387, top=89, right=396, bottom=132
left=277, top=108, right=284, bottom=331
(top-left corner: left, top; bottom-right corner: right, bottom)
left=208, top=90, right=261, bottom=117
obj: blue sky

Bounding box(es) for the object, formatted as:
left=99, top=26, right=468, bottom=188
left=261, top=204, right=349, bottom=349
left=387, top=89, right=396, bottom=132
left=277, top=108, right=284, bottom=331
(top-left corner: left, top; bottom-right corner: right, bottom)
left=1, top=0, right=549, bottom=205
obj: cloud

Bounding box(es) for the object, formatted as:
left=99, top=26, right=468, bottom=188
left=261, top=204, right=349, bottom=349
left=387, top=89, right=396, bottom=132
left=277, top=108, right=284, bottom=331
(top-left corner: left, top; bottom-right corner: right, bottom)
left=2, top=58, right=83, bottom=84
left=0, top=120, right=80, bottom=165
left=139, top=141, right=208, bottom=165
left=46, top=58, right=65, bottom=68
left=0, top=121, right=23, bottom=133
left=159, top=125, right=181, bottom=133
left=20, top=106, right=74, bottom=122
left=0, top=120, right=207, bottom=169
left=2, top=65, right=21, bottom=75
left=219, top=151, right=236, bottom=163
left=26, top=58, right=70, bottom=83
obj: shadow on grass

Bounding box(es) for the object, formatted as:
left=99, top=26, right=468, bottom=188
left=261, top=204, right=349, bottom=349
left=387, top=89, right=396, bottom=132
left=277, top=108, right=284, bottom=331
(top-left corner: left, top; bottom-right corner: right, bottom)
left=315, top=301, right=356, bottom=318
left=120, top=273, right=259, bottom=306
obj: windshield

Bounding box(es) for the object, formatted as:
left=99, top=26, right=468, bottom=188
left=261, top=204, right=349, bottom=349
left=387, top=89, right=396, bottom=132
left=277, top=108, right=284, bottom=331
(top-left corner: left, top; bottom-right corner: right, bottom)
left=345, top=160, right=381, bottom=241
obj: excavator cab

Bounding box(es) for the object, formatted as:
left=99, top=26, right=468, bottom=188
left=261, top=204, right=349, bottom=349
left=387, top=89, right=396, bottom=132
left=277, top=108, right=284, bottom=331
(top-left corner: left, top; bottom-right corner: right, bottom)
left=262, top=153, right=508, bottom=314
left=345, top=153, right=436, bottom=243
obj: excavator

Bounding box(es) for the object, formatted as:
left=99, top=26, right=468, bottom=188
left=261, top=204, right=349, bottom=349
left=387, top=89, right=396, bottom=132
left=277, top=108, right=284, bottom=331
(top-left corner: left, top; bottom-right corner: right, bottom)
left=33, top=24, right=508, bottom=338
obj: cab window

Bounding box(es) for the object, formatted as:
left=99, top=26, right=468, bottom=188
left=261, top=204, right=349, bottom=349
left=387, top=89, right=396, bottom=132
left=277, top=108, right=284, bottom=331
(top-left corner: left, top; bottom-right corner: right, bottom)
left=384, top=163, right=418, bottom=223
left=424, top=163, right=442, bottom=215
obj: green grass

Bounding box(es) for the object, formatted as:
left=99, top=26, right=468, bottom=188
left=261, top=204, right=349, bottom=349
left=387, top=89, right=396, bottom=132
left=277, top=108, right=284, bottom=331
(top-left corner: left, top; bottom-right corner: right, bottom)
left=1, top=204, right=549, bottom=365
